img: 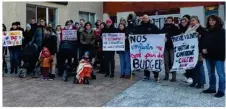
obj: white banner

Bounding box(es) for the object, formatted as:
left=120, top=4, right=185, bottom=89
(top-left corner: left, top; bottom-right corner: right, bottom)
left=170, top=32, right=199, bottom=72
left=102, top=33, right=125, bottom=51
left=62, top=30, right=77, bottom=41
left=3, top=31, right=23, bottom=47
left=129, top=34, right=165, bottom=72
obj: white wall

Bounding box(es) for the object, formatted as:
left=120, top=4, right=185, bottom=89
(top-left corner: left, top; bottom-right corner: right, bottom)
left=103, top=13, right=110, bottom=22
left=180, top=6, right=205, bottom=27
left=116, top=11, right=135, bottom=26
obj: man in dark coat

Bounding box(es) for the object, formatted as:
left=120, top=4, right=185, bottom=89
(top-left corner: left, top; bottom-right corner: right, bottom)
left=161, top=17, right=180, bottom=82
left=30, top=18, right=38, bottom=36
left=101, top=19, right=118, bottom=78
left=135, top=14, right=160, bottom=81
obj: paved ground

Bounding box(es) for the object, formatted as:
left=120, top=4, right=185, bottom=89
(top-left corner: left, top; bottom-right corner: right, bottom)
left=104, top=61, right=226, bottom=107
left=3, top=56, right=143, bottom=107
left=3, top=56, right=226, bottom=107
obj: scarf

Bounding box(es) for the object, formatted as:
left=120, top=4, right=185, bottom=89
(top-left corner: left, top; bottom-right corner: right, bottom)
left=185, top=24, right=200, bottom=34
left=86, top=29, right=92, bottom=34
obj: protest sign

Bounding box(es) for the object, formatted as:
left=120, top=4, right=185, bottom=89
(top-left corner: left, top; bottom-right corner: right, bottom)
left=129, top=34, right=165, bottom=72
left=62, top=30, right=77, bottom=41
left=102, top=33, right=125, bottom=51
left=3, top=31, right=23, bottom=47
left=170, top=32, right=199, bottom=72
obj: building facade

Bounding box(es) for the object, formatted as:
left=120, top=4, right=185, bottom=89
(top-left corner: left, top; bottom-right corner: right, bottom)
left=3, top=2, right=103, bottom=29
left=103, top=2, right=225, bottom=29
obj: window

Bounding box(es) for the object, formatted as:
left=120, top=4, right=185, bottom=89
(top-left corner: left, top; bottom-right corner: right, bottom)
left=79, top=11, right=96, bottom=27
left=26, top=4, right=57, bottom=28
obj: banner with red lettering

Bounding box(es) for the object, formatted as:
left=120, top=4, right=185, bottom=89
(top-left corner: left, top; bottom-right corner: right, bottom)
left=170, top=32, right=199, bottom=72
left=129, top=34, right=165, bottom=72
left=102, top=33, right=125, bottom=51
left=3, top=31, right=23, bottom=47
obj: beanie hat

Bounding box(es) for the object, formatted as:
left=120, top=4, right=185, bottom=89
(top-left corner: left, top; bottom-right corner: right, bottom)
left=26, top=24, right=31, bottom=28
left=106, top=19, right=112, bottom=24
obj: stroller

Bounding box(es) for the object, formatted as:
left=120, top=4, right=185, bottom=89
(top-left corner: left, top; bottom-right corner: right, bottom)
left=62, top=58, right=77, bottom=82
left=73, top=51, right=95, bottom=84
left=19, top=43, right=40, bottom=78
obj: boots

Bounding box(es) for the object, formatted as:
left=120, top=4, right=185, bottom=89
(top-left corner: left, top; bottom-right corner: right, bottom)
left=10, top=67, right=14, bottom=74
left=170, top=72, right=176, bottom=82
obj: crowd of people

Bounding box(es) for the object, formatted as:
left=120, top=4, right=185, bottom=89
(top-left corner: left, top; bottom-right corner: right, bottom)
left=2, top=13, right=225, bottom=98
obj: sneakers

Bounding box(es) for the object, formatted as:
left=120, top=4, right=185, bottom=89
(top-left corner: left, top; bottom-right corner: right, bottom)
left=104, top=74, right=109, bottom=77
left=125, top=75, right=130, bottom=79
left=195, top=84, right=204, bottom=89
left=215, top=92, right=225, bottom=98
left=187, top=78, right=193, bottom=83
left=203, top=89, right=217, bottom=93
left=189, top=83, right=196, bottom=87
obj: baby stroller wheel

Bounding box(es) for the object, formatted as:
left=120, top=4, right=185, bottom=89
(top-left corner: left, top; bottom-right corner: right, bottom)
left=73, top=76, right=77, bottom=84
left=84, top=77, right=90, bottom=85
left=63, top=70, right=68, bottom=82
left=19, top=70, right=26, bottom=78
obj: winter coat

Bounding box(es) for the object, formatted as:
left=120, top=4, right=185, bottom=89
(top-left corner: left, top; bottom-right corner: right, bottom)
left=80, top=29, right=95, bottom=45
left=32, top=25, right=45, bottom=49
left=202, top=28, right=225, bottom=61
left=23, top=30, right=33, bottom=47
left=59, top=27, right=76, bottom=51
left=30, top=23, right=38, bottom=36
left=135, top=20, right=160, bottom=34
left=178, top=23, right=189, bottom=34
left=161, top=23, right=180, bottom=49
left=42, top=34, right=57, bottom=55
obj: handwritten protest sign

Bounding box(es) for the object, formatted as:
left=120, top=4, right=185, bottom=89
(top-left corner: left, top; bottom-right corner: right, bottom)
left=102, top=33, right=125, bottom=51
left=129, top=34, right=165, bottom=72
left=170, top=32, right=199, bottom=72
left=3, top=31, right=23, bottom=47
left=62, top=30, right=77, bottom=41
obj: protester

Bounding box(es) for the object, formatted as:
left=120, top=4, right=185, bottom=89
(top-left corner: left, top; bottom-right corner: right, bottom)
left=58, top=21, right=75, bottom=76
left=135, top=14, right=160, bottom=81
left=202, top=15, right=225, bottom=97
left=3, top=24, right=8, bottom=73
left=184, top=16, right=206, bottom=88
left=101, top=19, right=117, bottom=78
left=117, top=23, right=131, bottom=79
left=48, top=23, right=56, bottom=34
left=95, top=20, right=102, bottom=28
left=30, top=18, right=38, bottom=36
left=8, top=22, right=20, bottom=74
left=80, top=22, right=95, bottom=61
left=161, top=16, right=179, bottom=82
left=120, top=17, right=127, bottom=26
left=74, top=22, right=80, bottom=30
left=182, top=14, right=191, bottom=23
left=78, top=19, right=86, bottom=58
left=93, top=21, right=102, bottom=72
left=42, top=26, right=57, bottom=80
left=29, top=18, right=47, bottom=77
left=23, top=24, right=33, bottom=47
left=55, top=25, right=62, bottom=52
left=178, top=18, right=189, bottom=34
left=16, top=21, right=24, bottom=35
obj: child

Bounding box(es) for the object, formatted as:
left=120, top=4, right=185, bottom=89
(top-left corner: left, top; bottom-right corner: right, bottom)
left=39, top=47, right=53, bottom=80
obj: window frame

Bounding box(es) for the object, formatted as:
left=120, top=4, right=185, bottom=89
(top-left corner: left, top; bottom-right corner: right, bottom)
left=79, top=11, right=96, bottom=26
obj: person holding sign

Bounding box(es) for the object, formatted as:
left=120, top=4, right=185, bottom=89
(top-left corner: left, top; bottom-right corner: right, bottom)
left=116, top=23, right=131, bottom=79
left=135, top=14, right=160, bottom=81
left=184, top=16, right=206, bottom=89
left=101, top=19, right=117, bottom=78
left=202, top=15, right=225, bottom=98
left=8, top=22, right=21, bottom=74
left=161, top=17, right=180, bottom=82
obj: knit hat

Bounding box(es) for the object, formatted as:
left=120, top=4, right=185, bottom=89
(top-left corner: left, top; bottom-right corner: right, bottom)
left=106, top=19, right=112, bottom=24
left=26, top=24, right=31, bottom=28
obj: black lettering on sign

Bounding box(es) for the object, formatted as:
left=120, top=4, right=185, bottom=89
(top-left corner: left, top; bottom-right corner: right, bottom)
left=130, top=35, right=147, bottom=43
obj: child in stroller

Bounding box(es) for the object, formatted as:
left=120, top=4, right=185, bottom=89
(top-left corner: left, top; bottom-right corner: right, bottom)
left=73, top=51, right=96, bottom=84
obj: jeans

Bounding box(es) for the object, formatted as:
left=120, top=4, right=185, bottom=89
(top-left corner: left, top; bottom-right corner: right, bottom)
left=164, top=48, right=176, bottom=80
left=206, top=59, right=225, bottom=93
left=119, top=51, right=131, bottom=76
left=190, top=61, right=206, bottom=85
left=9, top=48, right=19, bottom=70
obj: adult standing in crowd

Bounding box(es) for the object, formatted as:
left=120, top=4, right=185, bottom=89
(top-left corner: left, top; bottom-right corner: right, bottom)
left=55, top=25, right=61, bottom=68
left=120, top=17, right=127, bottom=26
left=29, top=18, right=47, bottom=77
left=78, top=19, right=85, bottom=59
left=80, top=22, right=95, bottom=61
left=30, top=18, right=38, bottom=36
left=93, top=21, right=102, bottom=72
left=9, top=22, right=20, bottom=74
left=101, top=19, right=117, bottom=78
left=178, top=18, right=190, bottom=34
left=185, top=16, right=206, bottom=89
left=202, top=15, right=225, bottom=98
left=161, top=17, right=179, bottom=82
left=42, top=26, right=57, bottom=79
left=3, top=24, right=8, bottom=73
left=58, top=21, right=75, bottom=77
left=135, top=14, right=160, bottom=81
left=95, top=22, right=106, bottom=74
left=117, top=23, right=131, bottom=79
left=23, top=24, right=33, bottom=47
